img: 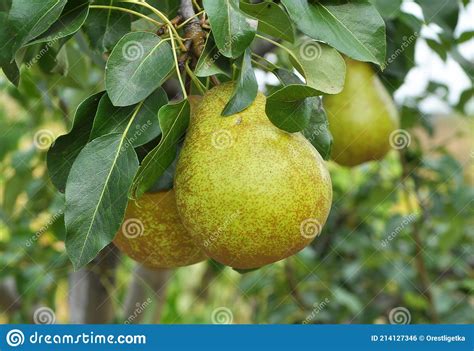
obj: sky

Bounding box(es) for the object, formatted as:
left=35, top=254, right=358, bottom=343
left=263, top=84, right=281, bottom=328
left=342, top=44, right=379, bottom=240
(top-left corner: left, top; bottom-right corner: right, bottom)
left=395, top=0, right=474, bottom=114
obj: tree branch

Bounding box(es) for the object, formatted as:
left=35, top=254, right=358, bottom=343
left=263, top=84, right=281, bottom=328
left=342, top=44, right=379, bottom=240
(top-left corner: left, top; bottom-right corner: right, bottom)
left=69, top=244, right=120, bottom=323
left=180, top=0, right=206, bottom=59
left=0, top=277, right=21, bottom=315
left=400, top=150, right=440, bottom=323
left=284, top=260, right=312, bottom=311
left=123, top=265, right=171, bottom=324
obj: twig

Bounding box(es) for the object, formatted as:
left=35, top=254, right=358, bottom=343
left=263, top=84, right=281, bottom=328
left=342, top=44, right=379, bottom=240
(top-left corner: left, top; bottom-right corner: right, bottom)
left=185, top=61, right=206, bottom=94
left=123, top=265, right=171, bottom=324
left=284, top=260, right=312, bottom=311
left=180, top=0, right=206, bottom=58
left=210, top=75, right=220, bottom=86
left=399, top=150, right=440, bottom=323
left=121, top=0, right=187, bottom=51
left=69, top=244, right=120, bottom=323
left=0, top=277, right=21, bottom=316
left=157, top=15, right=183, bottom=35
left=90, top=5, right=163, bottom=27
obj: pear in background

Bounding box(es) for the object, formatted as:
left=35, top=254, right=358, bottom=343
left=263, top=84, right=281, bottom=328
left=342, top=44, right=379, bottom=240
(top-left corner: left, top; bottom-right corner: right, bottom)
left=174, top=83, right=332, bottom=269
left=114, top=190, right=206, bottom=268
left=324, top=58, right=399, bottom=167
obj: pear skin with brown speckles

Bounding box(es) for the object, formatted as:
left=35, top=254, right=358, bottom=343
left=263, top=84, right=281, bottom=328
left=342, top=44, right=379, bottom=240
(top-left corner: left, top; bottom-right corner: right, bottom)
left=324, top=58, right=399, bottom=167
left=113, top=190, right=206, bottom=268
left=174, top=83, right=332, bottom=269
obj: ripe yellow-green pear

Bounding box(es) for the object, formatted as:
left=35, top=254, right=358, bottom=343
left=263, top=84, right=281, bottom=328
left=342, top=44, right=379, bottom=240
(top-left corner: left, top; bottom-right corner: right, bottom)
left=324, top=58, right=399, bottom=167
left=174, top=83, right=333, bottom=269
left=113, top=190, right=206, bottom=268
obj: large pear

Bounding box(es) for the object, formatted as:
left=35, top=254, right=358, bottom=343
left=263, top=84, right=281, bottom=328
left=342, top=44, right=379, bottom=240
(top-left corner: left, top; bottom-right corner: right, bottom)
left=324, top=58, right=399, bottom=167
left=113, top=190, right=206, bottom=268
left=174, top=83, right=332, bottom=269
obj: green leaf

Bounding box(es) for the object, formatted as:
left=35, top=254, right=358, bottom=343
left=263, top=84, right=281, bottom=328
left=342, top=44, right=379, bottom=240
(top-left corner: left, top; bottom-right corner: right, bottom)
left=415, top=0, right=459, bottom=34
left=0, top=12, right=18, bottom=66
left=370, top=0, right=402, bottom=19
left=89, top=95, right=135, bottom=140
left=147, top=0, right=180, bottom=17
left=381, top=13, right=421, bottom=89
left=456, top=87, right=474, bottom=112
left=301, top=97, right=333, bottom=160
left=457, top=30, right=474, bottom=44
left=290, top=38, right=346, bottom=94
left=273, top=68, right=303, bottom=85
left=266, top=84, right=319, bottom=133
left=2, top=60, right=19, bottom=86
left=281, top=0, right=386, bottom=66
left=27, top=0, right=90, bottom=45
left=105, top=31, right=174, bottom=106
left=9, top=0, right=68, bottom=52
left=425, top=39, right=448, bottom=61
left=194, top=34, right=232, bottom=77
left=222, top=49, right=258, bottom=116
left=47, top=92, right=104, bottom=192
left=147, top=146, right=181, bottom=192
left=130, top=99, right=190, bottom=199
left=82, top=0, right=131, bottom=53
left=203, top=0, right=257, bottom=58
left=90, top=88, right=167, bottom=146
left=65, top=133, right=139, bottom=269
left=0, top=1, right=11, bottom=12
left=239, top=1, right=294, bottom=42
left=37, top=43, right=69, bottom=75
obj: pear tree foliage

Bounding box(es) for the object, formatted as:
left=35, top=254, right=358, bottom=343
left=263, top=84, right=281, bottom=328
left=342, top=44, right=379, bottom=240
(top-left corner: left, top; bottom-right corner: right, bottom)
left=0, top=0, right=470, bottom=269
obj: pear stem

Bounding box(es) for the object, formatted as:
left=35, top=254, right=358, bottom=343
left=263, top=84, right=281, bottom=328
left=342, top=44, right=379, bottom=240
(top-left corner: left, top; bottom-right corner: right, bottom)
left=399, top=151, right=440, bottom=323
left=119, top=0, right=187, bottom=51
left=185, top=61, right=206, bottom=94
left=89, top=5, right=163, bottom=27
left=251, top=53, right=278, bottom=71
left=192, top=0, right=202, bottom=11
left=169, top=29, right=188, bottom=99
left=177, top=10, right=205, bottom=29
left=255, top=34, right=299, bottom=67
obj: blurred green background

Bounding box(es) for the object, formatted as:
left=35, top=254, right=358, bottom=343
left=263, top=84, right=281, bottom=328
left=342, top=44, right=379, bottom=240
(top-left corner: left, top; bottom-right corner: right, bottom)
left=0, top=0, right=473, bottom=324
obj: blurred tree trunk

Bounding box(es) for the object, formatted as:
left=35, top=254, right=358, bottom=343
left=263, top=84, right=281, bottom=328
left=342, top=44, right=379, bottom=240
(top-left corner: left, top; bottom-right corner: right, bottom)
left=69, top=244, right=120, bottom=323
left=123, top=265, right=171, bottom=324
left=0, top=277, right=21, bottom=314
